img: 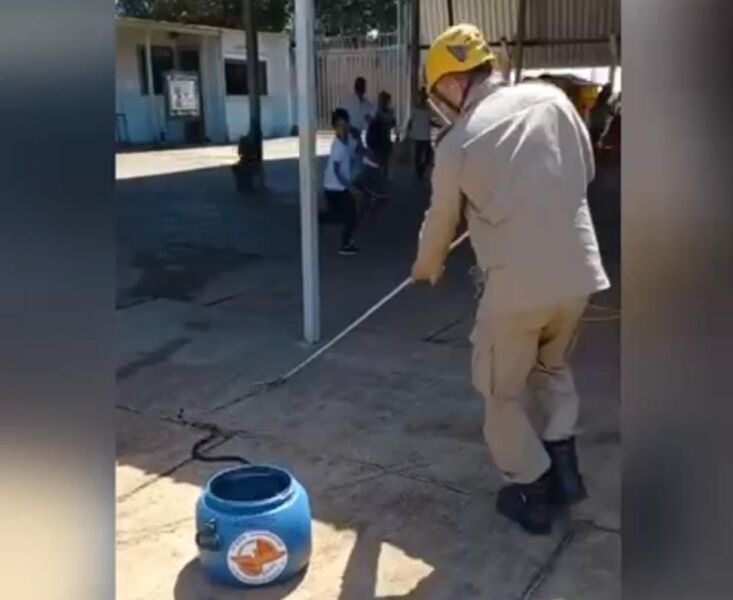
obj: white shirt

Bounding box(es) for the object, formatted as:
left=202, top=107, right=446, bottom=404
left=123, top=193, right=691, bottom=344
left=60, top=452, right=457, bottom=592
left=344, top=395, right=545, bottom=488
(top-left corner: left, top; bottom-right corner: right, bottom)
left=323, top=136, right=356, bottom=191
left=344, top=93, right=375, bottom=133
left=410, top=106, right=432, bottom=141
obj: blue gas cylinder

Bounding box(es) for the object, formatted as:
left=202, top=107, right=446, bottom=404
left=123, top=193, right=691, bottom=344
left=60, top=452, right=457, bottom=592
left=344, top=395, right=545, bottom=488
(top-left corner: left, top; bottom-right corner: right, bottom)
left=195, top=464, right=311, bottom=587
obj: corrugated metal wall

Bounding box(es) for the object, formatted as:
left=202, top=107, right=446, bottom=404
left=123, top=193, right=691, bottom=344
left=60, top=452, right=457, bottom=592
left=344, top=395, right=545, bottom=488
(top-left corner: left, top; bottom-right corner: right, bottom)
left=421, top=0, right=620, bottom=69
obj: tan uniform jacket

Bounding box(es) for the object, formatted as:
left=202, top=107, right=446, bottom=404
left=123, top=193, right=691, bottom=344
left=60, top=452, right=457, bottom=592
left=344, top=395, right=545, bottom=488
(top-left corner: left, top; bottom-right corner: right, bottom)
left=412, top=79, right=610, bottom=316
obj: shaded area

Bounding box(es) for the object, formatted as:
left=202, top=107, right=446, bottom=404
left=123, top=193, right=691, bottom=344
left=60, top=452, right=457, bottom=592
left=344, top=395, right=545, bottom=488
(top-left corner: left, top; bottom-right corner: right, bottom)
left=117, top=337, right=191, bottom=380
left=589, top=160, right=621, bottom=264
left=174, top=560, right=308, bottom=600
left=127, top=245, right=262, bottom=306
left=116, top=144, right=620, bottom=600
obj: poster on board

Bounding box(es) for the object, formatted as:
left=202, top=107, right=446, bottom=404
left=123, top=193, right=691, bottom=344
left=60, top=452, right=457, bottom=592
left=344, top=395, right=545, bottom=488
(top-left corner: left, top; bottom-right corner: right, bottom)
left=165, top=71, right=201, bottom=119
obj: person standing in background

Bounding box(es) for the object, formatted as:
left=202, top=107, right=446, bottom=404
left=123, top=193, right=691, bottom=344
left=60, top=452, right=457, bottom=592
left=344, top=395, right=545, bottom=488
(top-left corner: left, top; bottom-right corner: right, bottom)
left=408, top=87, right=439, bottom=180
left=344, top=77, right=375, bottom=180
left=589, top=84, right=614, bottom=147
left=371, top=91, right=397, bottom=177
left=344, top=76, right=376, bottom=140
left=355, top=92, right=394, bottom=214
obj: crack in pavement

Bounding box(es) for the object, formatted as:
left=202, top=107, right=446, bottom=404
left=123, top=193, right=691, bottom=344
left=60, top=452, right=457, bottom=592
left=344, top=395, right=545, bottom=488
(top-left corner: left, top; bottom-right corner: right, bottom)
left=576, top=519, right=620, bottom=535
left=393, top=470, right=476, bottom=496
left=116, top=420, right=230, bottom=504
left=117, top=406, right=477, bottom=501
left=422, top=315, right=466, bottom=343
left=116, top=408, right=618, bottom=554
left=519, top=525, right=579, bottom=600
left=116, top=406, right=619, bottom=598
left=116, top=337, right=192, bottom=380
left=203, top=310, right=476, bottom=415
left=217, top=428, right=480, bottom=497
left=117, top=517, right=195, bottom=547
left=116, top=296, right=159, bottom=311
left=321, top=461, right=434, bottom=494
left=518, top=519, right=620, bottom=600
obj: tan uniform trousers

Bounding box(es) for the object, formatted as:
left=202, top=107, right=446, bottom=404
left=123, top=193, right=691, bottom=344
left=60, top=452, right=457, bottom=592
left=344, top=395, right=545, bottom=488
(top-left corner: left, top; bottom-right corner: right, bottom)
left=471, top=295, right=588, bottom=484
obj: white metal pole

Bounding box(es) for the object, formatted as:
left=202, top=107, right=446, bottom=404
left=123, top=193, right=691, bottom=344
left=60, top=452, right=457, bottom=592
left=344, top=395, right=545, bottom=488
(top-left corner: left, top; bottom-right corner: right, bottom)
left=396, top=0, right=402, bottom=131
left=500, top=37, right=512, bottom=83
left=514, top=0, right=528, bottom=83
left=295, top=0, right=321, bottom=343
left=409, top=0, right=420, bottom=105
left=145, top=29, right=159, bottom=143
left=609, top=33, right=619, bottom=92
left=287, top=43, right=296, bottom=132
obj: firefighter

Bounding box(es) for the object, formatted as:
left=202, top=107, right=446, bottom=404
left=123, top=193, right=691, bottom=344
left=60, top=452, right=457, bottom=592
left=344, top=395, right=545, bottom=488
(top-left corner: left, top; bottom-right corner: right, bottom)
left=410, top=24, right=610, bottom=535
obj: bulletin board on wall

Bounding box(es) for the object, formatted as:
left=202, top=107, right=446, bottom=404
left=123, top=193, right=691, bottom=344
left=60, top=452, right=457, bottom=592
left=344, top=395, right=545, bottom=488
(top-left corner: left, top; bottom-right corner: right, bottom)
left=165, top=71, right=201, bottom=119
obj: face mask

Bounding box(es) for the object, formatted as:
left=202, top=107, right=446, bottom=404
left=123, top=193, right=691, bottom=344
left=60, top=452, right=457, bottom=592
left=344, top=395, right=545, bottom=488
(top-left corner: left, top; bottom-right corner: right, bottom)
left=429, top=72, right=473, bottom=123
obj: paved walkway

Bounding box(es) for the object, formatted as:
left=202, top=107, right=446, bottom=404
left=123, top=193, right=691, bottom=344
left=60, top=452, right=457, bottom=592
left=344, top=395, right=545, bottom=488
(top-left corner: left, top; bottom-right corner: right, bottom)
left=116, top=140, right=620, bottom=600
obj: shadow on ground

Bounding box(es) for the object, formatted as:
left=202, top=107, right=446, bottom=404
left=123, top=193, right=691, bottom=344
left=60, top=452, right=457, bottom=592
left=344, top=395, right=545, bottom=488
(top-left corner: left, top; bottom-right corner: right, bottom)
left=174, top=559, right=309, bottom=600
left=116, top=152, right=620, bottom=600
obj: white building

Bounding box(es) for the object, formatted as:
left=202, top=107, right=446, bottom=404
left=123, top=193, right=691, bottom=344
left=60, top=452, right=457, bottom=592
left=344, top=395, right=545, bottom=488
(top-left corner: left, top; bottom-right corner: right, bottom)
left=116, top=17, right=296, bottom=146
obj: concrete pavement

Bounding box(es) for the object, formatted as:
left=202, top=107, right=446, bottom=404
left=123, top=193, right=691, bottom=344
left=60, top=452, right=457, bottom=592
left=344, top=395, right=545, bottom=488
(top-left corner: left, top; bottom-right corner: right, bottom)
left=116, top=140, right=620, bottom=600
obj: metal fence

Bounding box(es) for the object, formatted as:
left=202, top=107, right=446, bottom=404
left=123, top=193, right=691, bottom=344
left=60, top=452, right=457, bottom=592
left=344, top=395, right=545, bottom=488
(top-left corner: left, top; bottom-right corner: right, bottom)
left=315, top=7, right=412, bottom=131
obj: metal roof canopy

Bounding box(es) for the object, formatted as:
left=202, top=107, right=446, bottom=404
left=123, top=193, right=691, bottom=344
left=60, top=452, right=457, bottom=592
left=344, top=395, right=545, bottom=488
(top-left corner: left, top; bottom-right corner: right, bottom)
left=419, top=0, right=620, bottom=70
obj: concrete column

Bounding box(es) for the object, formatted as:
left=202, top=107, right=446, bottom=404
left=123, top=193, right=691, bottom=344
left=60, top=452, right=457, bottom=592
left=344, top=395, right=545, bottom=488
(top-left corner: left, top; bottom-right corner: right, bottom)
left=213, top=34, right=230, bottom=142
left=144, top=29, right=159, bottom=143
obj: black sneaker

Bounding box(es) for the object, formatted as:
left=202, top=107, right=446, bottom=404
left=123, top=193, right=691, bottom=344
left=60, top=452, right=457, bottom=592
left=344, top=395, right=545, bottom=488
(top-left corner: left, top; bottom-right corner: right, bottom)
left=496, top=471, right=553, bottom=535
left=338, top=244, right=360, bottom=256
left=544, top=437, right=588, bottom=505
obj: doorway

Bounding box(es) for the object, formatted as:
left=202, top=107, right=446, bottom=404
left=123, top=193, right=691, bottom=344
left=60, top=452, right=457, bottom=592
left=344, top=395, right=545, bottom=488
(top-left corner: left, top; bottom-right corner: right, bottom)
left=179, top=48, right=205, bottom=144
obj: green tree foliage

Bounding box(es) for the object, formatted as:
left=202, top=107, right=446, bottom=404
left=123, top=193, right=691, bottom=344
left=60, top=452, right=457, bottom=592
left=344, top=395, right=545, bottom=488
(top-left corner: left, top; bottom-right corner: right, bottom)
left=115, top=0, right=397, bottom=35
left=314, top=0, right=396, bottom=36
left=115, top=1, right=291, bottom=32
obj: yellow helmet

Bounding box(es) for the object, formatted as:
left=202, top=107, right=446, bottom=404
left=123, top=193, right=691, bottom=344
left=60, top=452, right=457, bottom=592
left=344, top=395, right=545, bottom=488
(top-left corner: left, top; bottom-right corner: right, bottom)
left=425, top=24, right=495, bottom=93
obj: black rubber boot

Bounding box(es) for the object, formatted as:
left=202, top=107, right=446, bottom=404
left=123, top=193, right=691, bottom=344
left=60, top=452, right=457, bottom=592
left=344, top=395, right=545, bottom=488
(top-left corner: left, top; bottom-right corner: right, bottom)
left=544, top=437, right=588, bottom=505
left=496, top=471, right=553, bottom=535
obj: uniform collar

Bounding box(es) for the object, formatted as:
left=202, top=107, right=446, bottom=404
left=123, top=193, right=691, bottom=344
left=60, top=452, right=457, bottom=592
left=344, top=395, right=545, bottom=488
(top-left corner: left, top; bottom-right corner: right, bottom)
left=462, top=75, right=507, bottom=113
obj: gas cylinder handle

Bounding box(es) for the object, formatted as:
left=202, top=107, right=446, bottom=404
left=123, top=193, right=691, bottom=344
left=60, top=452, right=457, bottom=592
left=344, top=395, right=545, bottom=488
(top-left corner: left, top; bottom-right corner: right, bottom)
left=195, top=518, right=221, bottom=551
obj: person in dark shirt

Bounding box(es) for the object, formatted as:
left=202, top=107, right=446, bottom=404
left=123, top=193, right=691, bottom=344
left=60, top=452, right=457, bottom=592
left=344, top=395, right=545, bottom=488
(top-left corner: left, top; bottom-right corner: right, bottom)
left=369, top=91, right=397, bottom=175
left=408, top=87, right=440, bottom=179
left=597, top=94, right=621, bottom=164
left=353, top=91, right=395, bottom=213
left=589, top=84, right=614, bottom=147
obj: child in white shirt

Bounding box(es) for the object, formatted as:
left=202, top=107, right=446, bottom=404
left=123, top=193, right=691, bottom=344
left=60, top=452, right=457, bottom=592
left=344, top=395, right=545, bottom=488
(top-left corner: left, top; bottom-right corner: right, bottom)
left=322, top=108, right=361, bottom=255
